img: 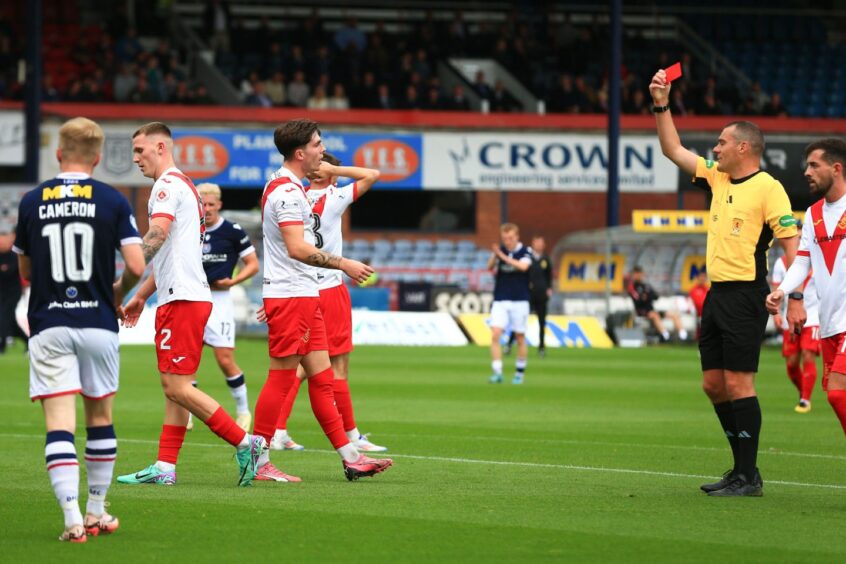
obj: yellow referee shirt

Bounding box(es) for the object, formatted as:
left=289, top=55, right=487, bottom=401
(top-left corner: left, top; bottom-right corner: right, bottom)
left=693, top=156, right=797, bottom=283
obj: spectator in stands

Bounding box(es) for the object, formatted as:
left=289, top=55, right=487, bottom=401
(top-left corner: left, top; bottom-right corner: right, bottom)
left=548, top=74, right=580, bottom=113
left=313, top=45, right=333, bottom=79
left=145, top=56, right=166, bottom=102
left=328, top=84, right=349, bottom=110
left=172, top=80, right=193, bottom=104
left=115, top=27, right=142, bottom=63
left=307, top=85, right=329, bottom=109
left=334, top=18, right=366, bottom=53
left=193, top=84, right=213, bottom=105
left=748, top=82, right=768, bottom=114
left=473, top=70, right=492, bottom=100
left=376, top=83, right=394, bottom=109
left=240, top=70, right=259, bottom=99
left=413, top=49, right=432, bottom=82
left=573, top=76, right=596, bottom=113
left=624, top=88, right=650, bottom=115
left=113, top=62, right=137, bottom=102
left=287, top=71, right=310, bottom=107
left=401, top=85, right=422, bottom=110
left=264, top=72, right=286, bottom=106
left=671, top=88, right=690, bottom=116
left=449, top=85, right=471, bottom=111
left=364, top=35, right=390, bottom=80
left=246, top=81, right=273, bottom=107
left=490, top=80, right=518, bottom=112
left=762, top=92, right=788, bottom=117
left=424, top=86, right=446, bottom=110
left=42, top=74, right=59, bottom=102
left=352, top=71, right=379, bottom=108
left=204, top=0, right=232, bottom=54
left=697, top=92, right=721, bottom=116
left=287, top=45, right=307, bottom=78
left=128, top=76, right=157, bottom=103
left=627, top=266, right=688, bottom=342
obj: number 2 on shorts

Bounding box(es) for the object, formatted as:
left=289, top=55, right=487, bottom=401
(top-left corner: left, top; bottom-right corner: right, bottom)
left=160, top=328, right=172, bottom=350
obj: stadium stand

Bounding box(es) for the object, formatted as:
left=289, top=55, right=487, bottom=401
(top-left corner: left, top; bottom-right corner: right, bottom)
left=4, top=1, right=839, bottom=118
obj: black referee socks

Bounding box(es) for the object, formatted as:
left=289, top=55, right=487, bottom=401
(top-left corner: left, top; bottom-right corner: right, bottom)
left=731, top=396, right=762, bottom=480
left=713, top=401, right=740, bottom=471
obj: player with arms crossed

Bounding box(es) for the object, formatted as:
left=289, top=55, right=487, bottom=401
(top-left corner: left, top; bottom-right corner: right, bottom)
left=770, top=254, right=820, bottom=413
left=117, top=122, right=265, bottom=487
left=190, top=182, right=259, bottom=432
left=767, top=138, right=846, bottom=440
left=269, top=152, right=387, bottom=453
left=251, top=119, right=392, bottom=481
left=488, top=223, right=532, bottom=385
left=14, top=117, right=145, bottom=541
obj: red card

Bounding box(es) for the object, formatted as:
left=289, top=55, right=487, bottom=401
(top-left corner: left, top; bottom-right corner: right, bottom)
left=664, top=62, right=682, bottom=82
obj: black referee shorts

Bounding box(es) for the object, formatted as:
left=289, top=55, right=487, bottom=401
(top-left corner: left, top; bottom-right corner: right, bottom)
left=699, top=281, right=769, bottom=373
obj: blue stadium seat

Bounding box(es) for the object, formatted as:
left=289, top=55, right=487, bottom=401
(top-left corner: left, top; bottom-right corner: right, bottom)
left=414, top=239, right=434, bottom=252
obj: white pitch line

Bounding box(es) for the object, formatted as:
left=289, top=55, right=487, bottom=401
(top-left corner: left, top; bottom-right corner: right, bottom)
left=3, top=432, right=846, bottom=491
left=370, top=433, right=846, bottom=462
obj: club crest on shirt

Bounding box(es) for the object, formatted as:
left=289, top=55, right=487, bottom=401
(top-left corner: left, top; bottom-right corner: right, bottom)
left=731, top=218, right=744, bottom=235
left=156, top=188, right=170, bottom=201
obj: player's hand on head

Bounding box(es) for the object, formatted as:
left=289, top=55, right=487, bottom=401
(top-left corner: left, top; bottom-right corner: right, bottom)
left=649, top=70, right=670, bottom=105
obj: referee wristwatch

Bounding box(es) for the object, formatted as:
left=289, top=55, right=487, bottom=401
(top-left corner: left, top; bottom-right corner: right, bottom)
left=652, top=104, right=670, bottom=113
left=788, top=291, right=804, bottom=300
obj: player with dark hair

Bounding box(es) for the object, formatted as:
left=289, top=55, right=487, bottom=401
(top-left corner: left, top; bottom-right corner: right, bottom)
left=269, top=151, right=386, bottom=453
left=251, top=119, right=392, bottom=481
left=117, top=122, right=266, bottom=487
left=768, top=138, right=846, bottom=441
left=651, top=70, right=798, bottom=496
left=14, top=117, right=145, bottom=541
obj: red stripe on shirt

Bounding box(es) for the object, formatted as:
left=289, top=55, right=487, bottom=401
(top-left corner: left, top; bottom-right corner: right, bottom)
left=797, top=250, right=810, bottom=257
left=262, top=177, right=297, bottom=220
left=278, top=221, right=304, bottom=227
left=166, top=171, right=205, bottom=234
left=151, top=213, right=175, bottom=221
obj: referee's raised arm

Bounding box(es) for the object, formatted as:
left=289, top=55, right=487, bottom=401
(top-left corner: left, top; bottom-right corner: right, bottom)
left=649, top=69, right=698, bottom=178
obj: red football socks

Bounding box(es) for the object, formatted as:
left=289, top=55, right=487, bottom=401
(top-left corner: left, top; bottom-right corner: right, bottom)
left=157, top=425, right=187, bottom=464
left=206, top=406, right=247, bottom=447
left=827, top=390, right=846, bottom=436
left=786, top=363, right=802, bottom=392
left=274, top=375, right=303, bottom=431
left=308, top=368, right=348, bottom=449
left=333, top=379, right=357, bottom=432
left=254, top=369, right=296, bottom=442
left=800, top=360, right=818, bottom=402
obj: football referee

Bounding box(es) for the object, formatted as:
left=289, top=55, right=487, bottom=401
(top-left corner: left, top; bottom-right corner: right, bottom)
left=650, top=69, right=798, bottom=497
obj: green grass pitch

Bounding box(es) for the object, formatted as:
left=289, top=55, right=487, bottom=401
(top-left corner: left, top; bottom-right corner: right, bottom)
left=2, top=341, right=846, bottom=562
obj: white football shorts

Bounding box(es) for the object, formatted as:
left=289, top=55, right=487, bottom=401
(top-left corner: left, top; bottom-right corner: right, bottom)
left=29, top=327, right=119, bottom=401
left=203, top=290, right=236, bottom=348
left=489, top=300, right=530, bottom=334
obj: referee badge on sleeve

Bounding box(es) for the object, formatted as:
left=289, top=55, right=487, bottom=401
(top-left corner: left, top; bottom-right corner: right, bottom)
left=731, top=218, right=744, bottom=236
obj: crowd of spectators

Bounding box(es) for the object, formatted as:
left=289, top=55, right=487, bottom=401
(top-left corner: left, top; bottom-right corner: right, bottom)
left=0, top=1, right=792, bottom=117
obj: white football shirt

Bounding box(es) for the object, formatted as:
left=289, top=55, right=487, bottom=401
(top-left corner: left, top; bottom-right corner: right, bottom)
left=771, top=256, right=819, bottom=328
left=147, top=167, right=211, bottom=306
left=261, top=165, right=320, bottom=298
left=779, top=194, right=846, bottom=338
left=308, top=182, right=357, bottom=290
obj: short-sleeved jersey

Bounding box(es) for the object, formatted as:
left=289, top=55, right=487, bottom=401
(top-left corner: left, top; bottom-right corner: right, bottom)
left=261, top=166, right=320, bottom=298
left=493, top=243, right=532, bottom=301
left=13, top=172, right=142, bottom=336
left=307, top=182, right=358, bottom=290
left=771, top=255, right=819, bottom=328
left=794, top=195, right=846, bottom=338
left=692, top=156, right=798, bottom=283
left=147, top=167, right=211, bottom=306
left=202, top=217, right=256, bottom=283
